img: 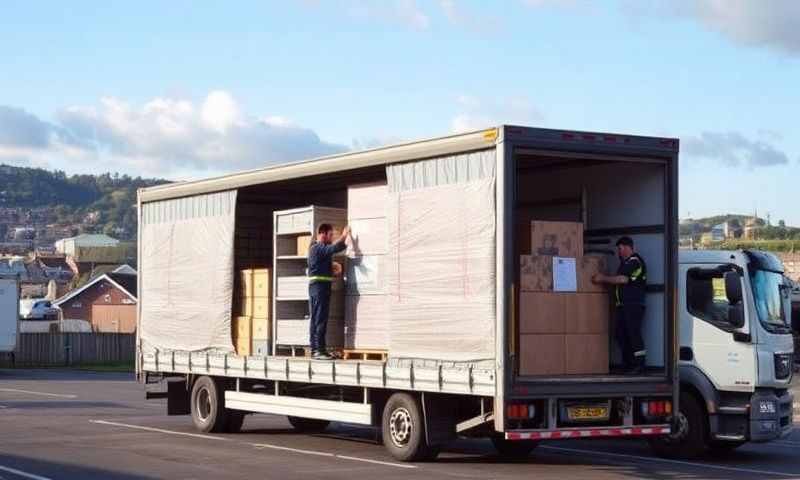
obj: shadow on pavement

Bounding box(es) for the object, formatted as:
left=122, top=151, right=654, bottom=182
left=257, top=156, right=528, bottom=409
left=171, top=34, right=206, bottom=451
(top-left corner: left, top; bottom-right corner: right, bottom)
left=0, top=453, right=158, bottom=480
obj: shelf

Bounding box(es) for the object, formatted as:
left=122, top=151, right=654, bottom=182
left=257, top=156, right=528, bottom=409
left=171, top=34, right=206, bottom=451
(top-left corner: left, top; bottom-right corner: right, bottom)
left=276, top=230, right=312, bottom=237
left=276, top=296, right=309, bottom=302
left=277, top=255, right=308, bottom=260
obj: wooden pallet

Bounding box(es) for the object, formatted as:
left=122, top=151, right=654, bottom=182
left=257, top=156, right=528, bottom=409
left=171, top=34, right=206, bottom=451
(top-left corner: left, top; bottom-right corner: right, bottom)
left=274, top=345, right=345, bottom=359
left=342, top=349, right=388, bottom=361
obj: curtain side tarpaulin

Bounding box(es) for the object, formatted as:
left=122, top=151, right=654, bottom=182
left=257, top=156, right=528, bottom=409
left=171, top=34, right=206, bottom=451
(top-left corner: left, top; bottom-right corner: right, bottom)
left=140, top=190, right=237, bottom=352
left=386, top=150, right=496, bottom=362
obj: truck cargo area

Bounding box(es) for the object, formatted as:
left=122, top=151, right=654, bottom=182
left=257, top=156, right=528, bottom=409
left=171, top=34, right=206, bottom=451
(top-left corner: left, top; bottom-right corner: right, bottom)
left=510, top=137, right=675, bottom=387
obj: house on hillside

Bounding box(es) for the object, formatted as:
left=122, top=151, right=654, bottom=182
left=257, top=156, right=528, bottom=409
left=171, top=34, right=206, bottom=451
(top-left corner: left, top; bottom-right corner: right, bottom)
left=55, top=233, right=119, bottom=256
left=54, top=270, right=137, bottom=333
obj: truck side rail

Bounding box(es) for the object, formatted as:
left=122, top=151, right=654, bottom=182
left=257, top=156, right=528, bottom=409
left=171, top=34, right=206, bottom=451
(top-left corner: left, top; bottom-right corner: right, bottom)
left=141, top=349, right=496, bottom=397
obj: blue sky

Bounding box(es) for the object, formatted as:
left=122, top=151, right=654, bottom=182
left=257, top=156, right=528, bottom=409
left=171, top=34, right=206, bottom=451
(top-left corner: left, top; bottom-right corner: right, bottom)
left=1, top=1, right=798, bottom=224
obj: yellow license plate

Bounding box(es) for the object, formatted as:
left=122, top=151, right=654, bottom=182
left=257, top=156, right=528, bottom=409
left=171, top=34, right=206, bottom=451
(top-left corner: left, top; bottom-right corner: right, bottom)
left=567, top=406, right=609, bottom=421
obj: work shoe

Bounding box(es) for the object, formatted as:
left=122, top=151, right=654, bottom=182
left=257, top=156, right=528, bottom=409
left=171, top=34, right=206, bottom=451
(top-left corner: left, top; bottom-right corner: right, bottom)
left=312, top=352, right=333, bottom=360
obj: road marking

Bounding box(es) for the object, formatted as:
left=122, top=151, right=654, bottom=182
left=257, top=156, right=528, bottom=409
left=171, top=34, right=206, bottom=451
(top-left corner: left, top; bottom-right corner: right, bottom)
left=252, top=443, right=334, bottom=457
left=0, top=465, right=54, bottom=480
left=89, top=420, right=229, bottom=441
left=90, top=420, right=417, bottom=470
left=0, top=388, right=76, bottom=399
left=773, top=440, right=800, bottom=447
left=0, top=405, right=8, bottom=409
left=541, top=445, right=799, bottom=477
left=335, top=455, right=417, bottom=469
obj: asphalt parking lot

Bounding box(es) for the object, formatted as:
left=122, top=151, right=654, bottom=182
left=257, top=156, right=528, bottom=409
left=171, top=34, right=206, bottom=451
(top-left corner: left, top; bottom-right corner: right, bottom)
left=1, top=369, right=799, bottom=480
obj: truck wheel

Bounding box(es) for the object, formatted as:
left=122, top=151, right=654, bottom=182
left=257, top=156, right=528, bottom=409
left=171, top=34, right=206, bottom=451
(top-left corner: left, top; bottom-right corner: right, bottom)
left=491, top=436, right=539, bottom=458
left=190, top=376, right=238, bottom=433
left=287, top=416, right=330, bottom=433
left=382, top=393, right=437, bottom=462
left=649, top=391, right=707, bottom=459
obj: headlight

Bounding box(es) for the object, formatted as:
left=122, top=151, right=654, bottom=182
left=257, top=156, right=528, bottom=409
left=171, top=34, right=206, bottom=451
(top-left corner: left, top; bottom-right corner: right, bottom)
left=774, top=354, right=793, bottom=380
left=759, top=400, right=777, bottom=414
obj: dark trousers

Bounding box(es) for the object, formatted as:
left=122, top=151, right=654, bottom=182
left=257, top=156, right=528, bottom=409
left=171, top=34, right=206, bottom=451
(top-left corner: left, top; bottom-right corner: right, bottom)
left=309, top=281, right=331, bottom=352
left=615, top=305, right=646, bottom=368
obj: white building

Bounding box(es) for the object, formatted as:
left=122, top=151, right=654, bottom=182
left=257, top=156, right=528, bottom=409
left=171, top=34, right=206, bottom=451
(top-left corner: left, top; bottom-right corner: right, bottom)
left=54, top=233, right=120, bottom=256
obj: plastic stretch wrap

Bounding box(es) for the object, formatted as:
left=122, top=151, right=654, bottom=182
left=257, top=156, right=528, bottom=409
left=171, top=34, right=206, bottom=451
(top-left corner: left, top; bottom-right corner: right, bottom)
left=139, top=190, right=237, bottom=352
left=386, top=150, right=496, bottom=362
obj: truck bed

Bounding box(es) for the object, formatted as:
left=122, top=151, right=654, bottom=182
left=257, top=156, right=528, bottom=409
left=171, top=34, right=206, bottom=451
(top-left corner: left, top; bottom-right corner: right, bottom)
left=140, top=349, right=496, bottom=397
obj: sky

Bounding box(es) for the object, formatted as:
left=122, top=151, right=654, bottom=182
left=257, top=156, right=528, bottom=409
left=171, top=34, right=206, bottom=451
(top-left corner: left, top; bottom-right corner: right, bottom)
left=0, top=0, right=798, bottom=224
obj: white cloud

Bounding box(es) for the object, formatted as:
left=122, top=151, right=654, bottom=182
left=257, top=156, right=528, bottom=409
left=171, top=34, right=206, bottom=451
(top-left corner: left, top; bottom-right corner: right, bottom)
left=673, top=0, right=800, bottom=54
left=620, top=0, right=800, bottom=54
left=684, top=131, right=790, bottom=168
left=451, top=95, right=544, bottom=133
left=0, top=91, right=346, bottom=178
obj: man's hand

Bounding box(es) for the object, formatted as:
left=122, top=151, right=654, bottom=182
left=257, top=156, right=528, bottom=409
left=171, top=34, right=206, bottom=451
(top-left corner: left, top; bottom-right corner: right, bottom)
left=592, top=273, right=605, bottom=284
left=341, top=225, right=351, bottom=239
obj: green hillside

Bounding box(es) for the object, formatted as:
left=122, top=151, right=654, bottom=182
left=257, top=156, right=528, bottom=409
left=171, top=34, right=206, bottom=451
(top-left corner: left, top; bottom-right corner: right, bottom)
left=0, top=164, right=168, bottom=239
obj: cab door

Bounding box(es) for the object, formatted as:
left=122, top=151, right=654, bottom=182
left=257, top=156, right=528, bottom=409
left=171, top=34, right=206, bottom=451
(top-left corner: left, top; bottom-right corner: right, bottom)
left=682, top=263, right=756, bottom=392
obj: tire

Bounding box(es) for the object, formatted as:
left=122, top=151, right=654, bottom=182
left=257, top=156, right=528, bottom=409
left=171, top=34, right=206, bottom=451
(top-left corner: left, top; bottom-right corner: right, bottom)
left=649, top=391, right=707, bottom=459
left=491, top=437, right=539, bottom=459
left=382, top=393, right=438, bottom=462
left=287, top=416, right=330, bottom=433
left=190, top=376, right=239, bottom=433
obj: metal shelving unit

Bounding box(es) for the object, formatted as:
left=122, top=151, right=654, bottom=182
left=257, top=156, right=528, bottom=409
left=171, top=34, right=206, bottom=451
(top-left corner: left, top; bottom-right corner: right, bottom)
left=272, top=206, right=347, bottom=355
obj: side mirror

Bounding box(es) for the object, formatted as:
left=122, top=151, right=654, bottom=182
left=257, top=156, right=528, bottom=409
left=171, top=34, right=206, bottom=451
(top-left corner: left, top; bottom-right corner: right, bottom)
left=728, top=303, right=745, bottom=329
left=724, top=271, right=742, bottom=305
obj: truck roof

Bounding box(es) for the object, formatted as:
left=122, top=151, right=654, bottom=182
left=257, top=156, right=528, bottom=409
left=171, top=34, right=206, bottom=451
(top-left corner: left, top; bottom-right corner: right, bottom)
left=139, top=125, right=679, bottom=204
left=679, top=249, right=784, bottom=273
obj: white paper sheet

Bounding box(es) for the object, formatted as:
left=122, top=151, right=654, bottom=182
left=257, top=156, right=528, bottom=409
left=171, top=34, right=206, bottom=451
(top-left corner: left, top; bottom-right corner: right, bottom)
left=553, top=256, right=577, bottom=292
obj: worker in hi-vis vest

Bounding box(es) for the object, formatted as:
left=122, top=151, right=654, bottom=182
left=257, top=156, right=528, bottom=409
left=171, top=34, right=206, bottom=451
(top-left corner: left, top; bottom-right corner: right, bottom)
left=307, top=223, right=350, bottom=360
left=592, top=236, right=648, bottom=375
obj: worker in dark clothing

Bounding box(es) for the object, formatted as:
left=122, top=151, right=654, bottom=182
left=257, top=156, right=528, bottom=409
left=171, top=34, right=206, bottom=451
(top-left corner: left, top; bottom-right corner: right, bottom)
left=308, top=223, right=350, bottom=360
left=592, top=236, right=648, bottom=375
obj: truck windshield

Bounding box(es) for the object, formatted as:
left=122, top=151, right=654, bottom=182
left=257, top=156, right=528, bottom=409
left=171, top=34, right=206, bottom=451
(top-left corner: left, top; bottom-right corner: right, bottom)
left=750, top=269, right=790, bottom=333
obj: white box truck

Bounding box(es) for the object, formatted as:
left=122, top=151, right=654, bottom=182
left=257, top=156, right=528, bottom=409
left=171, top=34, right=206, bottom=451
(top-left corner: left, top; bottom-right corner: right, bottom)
left=137, top=125, right=680, bottom=461
left=0, top=275, right=20, bottom=359
left=651, top=250, right=794, bottom=457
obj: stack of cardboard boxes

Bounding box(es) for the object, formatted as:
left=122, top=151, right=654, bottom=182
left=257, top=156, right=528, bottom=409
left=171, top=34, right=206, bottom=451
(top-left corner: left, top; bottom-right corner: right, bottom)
left=519, top=221, right=610, bottom=375
left=344, top=182, right=390, bottom=351
left=233, top=268, right=272, bottom=356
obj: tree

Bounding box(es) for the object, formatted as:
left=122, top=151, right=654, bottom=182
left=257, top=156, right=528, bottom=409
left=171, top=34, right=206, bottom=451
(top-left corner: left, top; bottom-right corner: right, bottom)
left=779, top=220, right=786, bottom=228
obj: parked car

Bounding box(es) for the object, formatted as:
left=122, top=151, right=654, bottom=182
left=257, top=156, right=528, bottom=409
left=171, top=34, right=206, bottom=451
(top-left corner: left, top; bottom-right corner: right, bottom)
left=19, top=298, right=60, bottom=320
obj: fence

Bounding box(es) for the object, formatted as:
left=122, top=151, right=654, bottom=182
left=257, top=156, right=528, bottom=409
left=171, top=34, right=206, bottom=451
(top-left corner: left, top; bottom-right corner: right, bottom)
left=0, top=333, right=135, bottom=367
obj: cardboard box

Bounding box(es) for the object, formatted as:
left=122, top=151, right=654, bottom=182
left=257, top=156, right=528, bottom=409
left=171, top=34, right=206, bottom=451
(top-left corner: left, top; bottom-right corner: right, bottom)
left=530, top=221, right=583, bottom=258
left=236, top=296, right=253, bottom=317
left=345, top=255, right=386, bottom=296
left=519, top=334, right=566, bottom=376
left=252, top=297, right=270, bottom=320
left=344, top=295, right=390, bottom=349
left=251, top=338, right=270, bottom=356
left=233, top=316, right=252, bottom=338
left=520, top=255, right=554, bottom=292
left=578, top=255, right=609, bottom=293
left=346, top=218, right=388, bottom=256
left=233, top=335, right=251, bottom=356
left=348, top=182, right=388, bottom=220
left=252, top=316, right=270, bottom=338
left=296, top=235, right=312, bottom=257
left=566, top=293, right=609, bottom=334
left=240, top=268, right=271, bottom=298
left=519, top=292, right=566, bottom=334
left=566, top=334, right=609, bottom=374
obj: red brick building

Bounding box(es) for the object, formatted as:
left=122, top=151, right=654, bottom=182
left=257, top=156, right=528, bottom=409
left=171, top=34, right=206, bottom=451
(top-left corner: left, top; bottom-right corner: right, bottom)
left=54, top=272, right=137, bottom=333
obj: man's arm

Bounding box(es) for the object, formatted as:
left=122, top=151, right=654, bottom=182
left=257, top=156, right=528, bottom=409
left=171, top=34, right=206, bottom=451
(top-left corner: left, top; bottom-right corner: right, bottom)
left=593, top=257, right=640, bottom=285
left=593, top=273, right=630, bottom=285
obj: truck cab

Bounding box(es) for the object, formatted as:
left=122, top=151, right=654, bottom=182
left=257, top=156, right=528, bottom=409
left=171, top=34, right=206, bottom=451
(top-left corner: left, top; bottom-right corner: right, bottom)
left=654, top=250, right=793, bottom=457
